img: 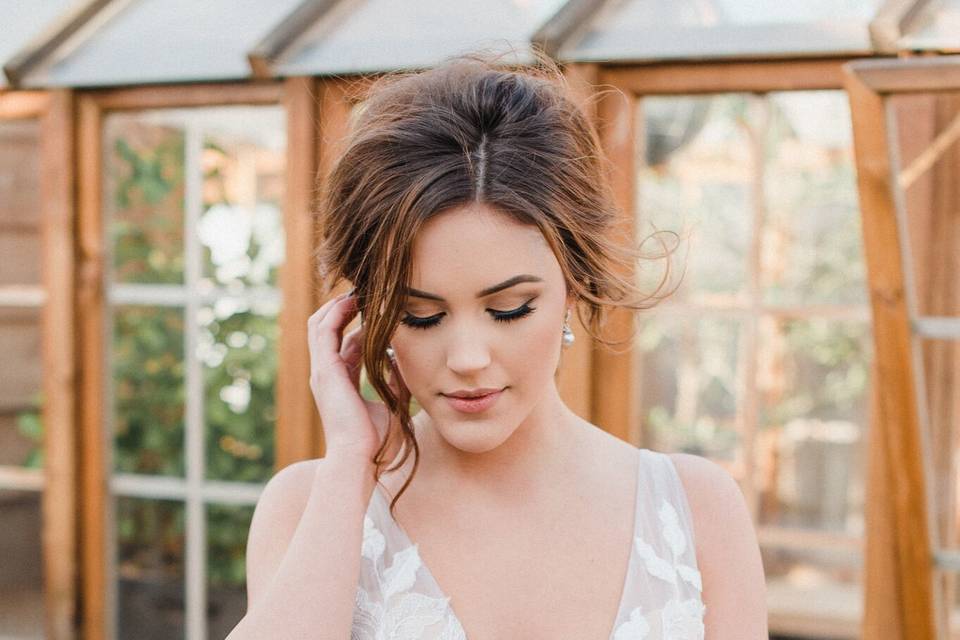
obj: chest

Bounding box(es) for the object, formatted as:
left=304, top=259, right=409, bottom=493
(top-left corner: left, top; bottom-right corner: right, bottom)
left=390, top=486, right=637, bottom=639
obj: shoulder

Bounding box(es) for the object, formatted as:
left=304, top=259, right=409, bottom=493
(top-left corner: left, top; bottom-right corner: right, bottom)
left=245, top=459, right=322, bottom=606
left=666, top=452, right=769, bottom=638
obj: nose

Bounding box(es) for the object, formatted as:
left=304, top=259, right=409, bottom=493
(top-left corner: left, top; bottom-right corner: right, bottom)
left=444, top=330, right=491, bottom=375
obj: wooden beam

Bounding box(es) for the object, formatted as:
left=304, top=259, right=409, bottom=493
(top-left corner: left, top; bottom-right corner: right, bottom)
left=600, top=58, right=853, bottom=95
left=87, top=81, right=283, bottom=111
left=76, top=92, right=109, bottom=640
left=39, top=88, right=78, bottom=640
left=247, top=0, right=344, bottom=79
left=0, top=91, right=50, bottom=119
left=530, top=0, right=607, bottom=59
left=592, top=83, right=638, bottom=443
left=2, top=0, right=117, bottom=87
left=869, top=0, right=933, bottom=53
left=276, top=77, right=321, bottom=468
left=844, top=63, right=938, bottom=640
left=848, top=56, right=960, bottom=94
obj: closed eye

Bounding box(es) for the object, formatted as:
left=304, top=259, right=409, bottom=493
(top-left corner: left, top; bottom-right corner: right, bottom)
left=400, top=300, right=538, bottom=331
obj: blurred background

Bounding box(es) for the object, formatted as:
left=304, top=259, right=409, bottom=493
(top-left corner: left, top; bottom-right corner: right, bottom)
left=0, top=0, right=958, bottom=638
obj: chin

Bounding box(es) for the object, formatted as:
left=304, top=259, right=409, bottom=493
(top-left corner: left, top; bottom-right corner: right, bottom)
left=423, top=408, right=519, bottom=454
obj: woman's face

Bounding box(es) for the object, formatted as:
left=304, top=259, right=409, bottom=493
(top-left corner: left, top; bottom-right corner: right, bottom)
left=389, top=202, right=571, bottom=454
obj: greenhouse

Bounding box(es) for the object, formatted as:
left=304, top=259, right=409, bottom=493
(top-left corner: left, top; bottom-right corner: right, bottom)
left=0, top=0, right=958, bottom=638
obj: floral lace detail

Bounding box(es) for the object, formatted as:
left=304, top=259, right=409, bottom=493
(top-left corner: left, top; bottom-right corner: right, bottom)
left=610, top=498, right=705, bottom=639
left=352, top=516, right=466, bottom=640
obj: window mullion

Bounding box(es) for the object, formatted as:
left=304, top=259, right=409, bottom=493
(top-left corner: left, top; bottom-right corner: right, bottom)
left=184, top=120, right=208, bottom=640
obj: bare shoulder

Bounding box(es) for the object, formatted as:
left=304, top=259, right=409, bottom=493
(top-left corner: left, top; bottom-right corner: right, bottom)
left=245, top=459, right=322, bottom=607
left=667, top=452, right=769, bottom=639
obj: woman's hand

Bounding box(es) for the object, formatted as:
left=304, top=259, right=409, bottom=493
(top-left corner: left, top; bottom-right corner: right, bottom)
left=307, top=291, right=409, bottom=462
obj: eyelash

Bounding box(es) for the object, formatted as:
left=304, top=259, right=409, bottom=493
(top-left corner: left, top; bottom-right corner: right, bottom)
left=400, top=301, right=537, bottom=331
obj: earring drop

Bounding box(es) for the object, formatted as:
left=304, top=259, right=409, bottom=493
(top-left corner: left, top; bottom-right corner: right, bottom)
left=386, top=345, right=396, bottom=360
left=562, top=309, right=575, bottom=348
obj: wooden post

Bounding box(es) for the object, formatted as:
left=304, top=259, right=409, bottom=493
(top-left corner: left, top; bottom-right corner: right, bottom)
left=39, top=88, right=78, bottom=640
left=844, top=62, right=937, bottom=640
left=76, top=92, right=109, bottom=640
left=276, top=77, right=321, bottom=468
left=592, top=83, right=638, bottom=442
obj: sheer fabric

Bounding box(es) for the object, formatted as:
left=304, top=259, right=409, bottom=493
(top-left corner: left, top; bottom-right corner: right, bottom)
left=351, top=448, right=706, bottom=639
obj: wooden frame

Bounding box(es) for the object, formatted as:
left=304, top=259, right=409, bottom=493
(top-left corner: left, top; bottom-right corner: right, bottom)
left=844, top=55, right=960, bottom=640
left=0, top=87, right=77, bottom=640
left=75, top=80, right=315, bottom=640
left=596, top=57, right=875, bottom=639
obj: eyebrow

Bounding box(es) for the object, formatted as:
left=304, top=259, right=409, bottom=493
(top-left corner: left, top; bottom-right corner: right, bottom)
left=405, top=274, right=545, bottom=301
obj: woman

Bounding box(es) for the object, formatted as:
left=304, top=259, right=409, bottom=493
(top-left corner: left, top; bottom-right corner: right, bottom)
left=228, top=54, right=767, bottom=639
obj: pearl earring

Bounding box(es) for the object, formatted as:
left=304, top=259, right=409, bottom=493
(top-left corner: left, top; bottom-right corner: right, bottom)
left=386, top=345, right=396, bottom=360
left=562, top=309, right=575, bottom=348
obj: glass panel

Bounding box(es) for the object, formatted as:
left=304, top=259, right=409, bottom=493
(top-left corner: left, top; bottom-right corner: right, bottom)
left=0, top=118, right=41, bottom=286
left=199, top=107, right=286, bottom=289
left=116, top=497, right=185, bottom=640
left=560, top=0, right=880, bottom=62
left=756, top=318, right=871, bottom=535
left=202, top=298, right=278, bottom=482
left=0, top=489, right=45, bottom=638
left=113, top=305, right=185, bottom=476
left=104, top=113, right=186, bottom=285
left=763, top=545, right=862, bottom=638
left=890, top=92, right=960, bottom=321
left=637, top=314, right=743, bottom=471
left=638, top=94, right=755, bottom=305
left=206, top=504, right=254, bottom=638
left=762, top=91, right=866, bottom=307
left=0, top=306, right=43, bottom=468
left=21, top=0, right=306, bottom=87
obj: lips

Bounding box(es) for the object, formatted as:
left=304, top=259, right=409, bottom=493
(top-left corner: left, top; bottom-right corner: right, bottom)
left=443, top=387, right=502, bottom=399
left=441, top=388, right=504, bottom=413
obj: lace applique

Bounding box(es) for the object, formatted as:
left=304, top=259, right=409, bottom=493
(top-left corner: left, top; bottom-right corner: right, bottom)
left=353, top=516, right=466, bottom=640
left=661, top=598, right=706, bottom=639
left=612, top=607, right=650, bottom=640
left=611, top=497, right=705, bottom=639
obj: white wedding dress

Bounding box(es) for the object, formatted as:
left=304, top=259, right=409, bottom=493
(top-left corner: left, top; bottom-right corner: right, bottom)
left=351, top=447, right=706, bottom=639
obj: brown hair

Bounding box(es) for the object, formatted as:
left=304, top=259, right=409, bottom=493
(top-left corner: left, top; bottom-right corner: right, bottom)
left=316, top=51, right=676, bottom=515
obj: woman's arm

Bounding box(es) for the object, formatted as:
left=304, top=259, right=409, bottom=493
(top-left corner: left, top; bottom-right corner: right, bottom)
left=669, top=452, right=769, bottom=639
left=226, top=454, right=376, bottom=640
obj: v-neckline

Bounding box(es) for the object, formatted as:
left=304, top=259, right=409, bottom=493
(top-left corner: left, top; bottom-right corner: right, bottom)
left=370, top=448, right=644, bottom=639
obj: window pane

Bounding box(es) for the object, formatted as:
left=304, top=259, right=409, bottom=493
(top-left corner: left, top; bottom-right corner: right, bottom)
left=199, top=108, right=286, bottom=289
left=762, top=91, right=866, bottom=306
left=202, top=298, right=278, bottom=482
left=638, top=94, right=755, bottom=305
left=763, top=545, right=862, bottom=638
left=113, top=305, right=185, bottom=477
left=0, top=489, right=44, bottom=638
left=756, top=317, right=870, bottom=535
left=0, top=119, right=41, bottom=287
left=116, top=497, right=185, bottom=640
left=104, top=113, right=186, bottom=285
left=206, top=504, right=254, bottom=638
left=637, top=314, right=743, bottom=468
left=0, top=306, right=43, bottom=468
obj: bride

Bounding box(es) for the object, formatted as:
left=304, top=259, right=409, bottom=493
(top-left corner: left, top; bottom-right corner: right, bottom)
left=227, top=54, right=767, bottom=639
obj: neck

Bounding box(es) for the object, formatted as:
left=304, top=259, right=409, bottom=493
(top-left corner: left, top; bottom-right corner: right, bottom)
left=409, top=385, right=587, bottom=502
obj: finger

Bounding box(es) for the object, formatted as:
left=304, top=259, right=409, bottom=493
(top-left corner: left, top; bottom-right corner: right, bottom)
left=339, top=325, right=364, bottom=389
left=312, top=294, right=360, bottom=368
left=308, top=290, right=351, bottom=330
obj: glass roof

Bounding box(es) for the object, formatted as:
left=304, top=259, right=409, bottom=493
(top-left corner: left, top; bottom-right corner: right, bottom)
left=0, top=0, right=79, bottom=88
left=5, top=0, right=959, bottom=88
left=16, top=0, right=304, bottom=88
left=898, top=0, right=960, bottom=52
left=556, top=0, right=883, bottom=62
left=273, top=0, right=568, bottom=76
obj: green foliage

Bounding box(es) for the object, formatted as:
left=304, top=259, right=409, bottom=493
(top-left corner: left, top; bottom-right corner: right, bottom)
left=15, top=392, right=44, bottom=468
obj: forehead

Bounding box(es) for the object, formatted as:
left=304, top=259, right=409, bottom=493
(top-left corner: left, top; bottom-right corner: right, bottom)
left=409, top=203, right=559, bottom=288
